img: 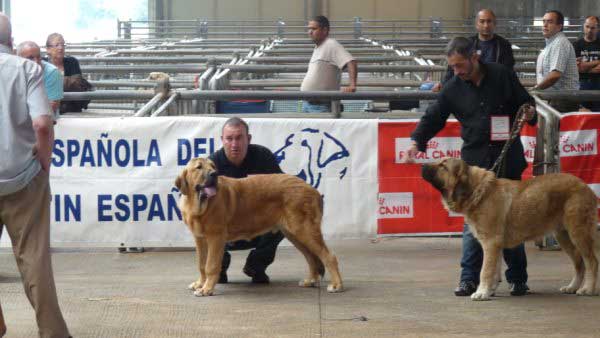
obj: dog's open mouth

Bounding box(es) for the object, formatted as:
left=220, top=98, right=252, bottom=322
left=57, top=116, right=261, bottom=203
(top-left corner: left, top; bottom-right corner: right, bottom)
left=195, top=171, right=218, bottom=202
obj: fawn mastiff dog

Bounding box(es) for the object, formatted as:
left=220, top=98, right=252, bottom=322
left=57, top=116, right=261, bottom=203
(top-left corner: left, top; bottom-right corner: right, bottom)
left=175, top=157, right=343, bottom=296
left=421, top=158, right=599, bottom=300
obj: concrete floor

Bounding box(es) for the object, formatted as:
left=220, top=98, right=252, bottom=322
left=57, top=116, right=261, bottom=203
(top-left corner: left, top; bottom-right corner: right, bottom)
left=1, top=238, right=599, bottom=338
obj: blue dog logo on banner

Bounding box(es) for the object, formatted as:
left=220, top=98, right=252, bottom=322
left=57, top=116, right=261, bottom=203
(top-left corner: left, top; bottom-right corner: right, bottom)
left=274, top=128, right=350, bottom=189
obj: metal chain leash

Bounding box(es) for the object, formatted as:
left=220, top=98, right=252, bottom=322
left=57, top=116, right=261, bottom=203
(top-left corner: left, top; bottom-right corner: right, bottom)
left=489, top=104, right=530, bottom=175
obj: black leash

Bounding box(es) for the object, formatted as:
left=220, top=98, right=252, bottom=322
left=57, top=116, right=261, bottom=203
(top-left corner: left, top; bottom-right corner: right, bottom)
left=489, top=105, right=530, bottom=176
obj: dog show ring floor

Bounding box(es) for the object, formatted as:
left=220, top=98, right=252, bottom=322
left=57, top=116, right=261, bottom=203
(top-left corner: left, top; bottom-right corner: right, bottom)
left=1, top=238, right=599, bottom=337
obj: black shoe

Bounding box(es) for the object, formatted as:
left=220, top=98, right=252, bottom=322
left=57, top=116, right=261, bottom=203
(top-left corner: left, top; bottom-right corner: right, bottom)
left=218, top=271, right=228, bottom=284
left=243, top=266, right=270, bottom=284
left=509, top=282, right=529, bottom=296
left=454, top=281, right=478, bottom=296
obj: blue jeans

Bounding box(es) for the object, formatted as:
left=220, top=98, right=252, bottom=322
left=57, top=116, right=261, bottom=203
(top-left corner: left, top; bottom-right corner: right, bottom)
left=460, top=223, right=528, bottom=284
left=580, top=79, right=600, bottom=112
left=302, top=101, right=331, bottom=113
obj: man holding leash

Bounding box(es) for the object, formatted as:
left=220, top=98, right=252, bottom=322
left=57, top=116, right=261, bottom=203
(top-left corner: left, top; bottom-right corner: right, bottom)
left=401, top=37, right=537, bottom=298
left=209, top=117, right=284, bottom=284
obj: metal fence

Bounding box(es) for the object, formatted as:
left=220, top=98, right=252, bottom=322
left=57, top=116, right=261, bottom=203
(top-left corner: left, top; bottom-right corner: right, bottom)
left=117, top=17, right=589, bottom=40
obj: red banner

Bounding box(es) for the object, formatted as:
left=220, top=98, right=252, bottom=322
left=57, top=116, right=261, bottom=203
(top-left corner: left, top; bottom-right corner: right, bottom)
left=559, top=113, right=600, bottom=206
left=377, top=120, right=538, bottom=235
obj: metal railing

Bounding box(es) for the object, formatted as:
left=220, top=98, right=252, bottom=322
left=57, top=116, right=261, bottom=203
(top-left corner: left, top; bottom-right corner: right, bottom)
left=61, top=89, right=600, bottom=117
left=117, top=17, right=588, bottom=40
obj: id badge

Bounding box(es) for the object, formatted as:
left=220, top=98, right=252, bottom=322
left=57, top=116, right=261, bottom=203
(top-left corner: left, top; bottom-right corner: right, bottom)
left=490, top=116, right=510, bottom=141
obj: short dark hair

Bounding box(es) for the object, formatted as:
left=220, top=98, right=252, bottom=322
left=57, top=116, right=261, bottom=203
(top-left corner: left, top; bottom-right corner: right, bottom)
left=585, top=15, right=600, bottom=25
left=222, top=117, right=249, bottom=135
left=312, top=15, right=330, bottom=30
left=445, top=37, right=475, bottom=58
left=546, top=10, right=564, bottom=31
left=476, top=9, right=496, bottom=21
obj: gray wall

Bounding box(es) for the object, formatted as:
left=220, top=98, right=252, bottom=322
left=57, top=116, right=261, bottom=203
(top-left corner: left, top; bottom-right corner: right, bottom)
left=149, top=0, right=600, bottom=22
left=149, top=0, right=470, bottom=22
left=471, top=0, right=600, bottom=18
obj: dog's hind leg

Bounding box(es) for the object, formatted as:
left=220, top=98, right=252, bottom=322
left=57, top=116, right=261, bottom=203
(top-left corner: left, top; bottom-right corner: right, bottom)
left=188, top=236, right=208, bottom=291
left=292, top=230, right=343, bottom=293
left=555, top=230, right=585, bottom=294
left=563, top=193, right=599, bottom=296
left=567, top=231, right=598, bottom=296
left=281, top=229, right=324, bottom=287
left=194, top=235, right=226, bottom=297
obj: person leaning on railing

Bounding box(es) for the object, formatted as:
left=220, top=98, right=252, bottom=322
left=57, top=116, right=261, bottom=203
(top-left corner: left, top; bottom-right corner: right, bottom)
left=44, top=32, right=92, bottom=114
left=573, top=15, right=600, bottom=112
left=300, top=15, right=358, bottom=113
left=432, top=9, right=515, bottom=93
left=533, top=10, right=580, bottom=113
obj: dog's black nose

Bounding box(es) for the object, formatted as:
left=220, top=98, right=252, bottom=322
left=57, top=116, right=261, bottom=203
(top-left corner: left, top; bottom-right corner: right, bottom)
left=421, top=164, right=435, bottom=182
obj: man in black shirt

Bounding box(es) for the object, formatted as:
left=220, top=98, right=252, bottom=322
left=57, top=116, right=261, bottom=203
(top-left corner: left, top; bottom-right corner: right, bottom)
left=573, top=16, right=600, bottom=111
left=208, top=117, right=284, bottom=284
left=402, top=37, right=537, bottom=298
left=433, top=9, right=515, bottom=91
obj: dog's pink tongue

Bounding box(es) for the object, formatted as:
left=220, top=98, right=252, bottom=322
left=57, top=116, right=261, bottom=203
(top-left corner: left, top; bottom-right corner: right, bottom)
left=204, top=187, right=217, bottom=197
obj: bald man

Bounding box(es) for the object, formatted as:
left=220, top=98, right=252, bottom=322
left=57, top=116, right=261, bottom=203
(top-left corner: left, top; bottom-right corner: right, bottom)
left=17, top=41, right=63, bottom=119
left=0, top=13, right=71, bottom=338
left=434, top=9, right=516, bottom=91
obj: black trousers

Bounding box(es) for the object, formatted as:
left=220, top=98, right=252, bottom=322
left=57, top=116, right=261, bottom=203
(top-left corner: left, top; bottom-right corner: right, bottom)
left=221, top=230, right=285, bottom=273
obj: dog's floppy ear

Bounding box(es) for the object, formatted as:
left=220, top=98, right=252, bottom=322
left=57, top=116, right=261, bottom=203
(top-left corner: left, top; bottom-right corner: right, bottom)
left=448, top=160, right=471, bottom=206
left=175, top=169, right=189, bottom=195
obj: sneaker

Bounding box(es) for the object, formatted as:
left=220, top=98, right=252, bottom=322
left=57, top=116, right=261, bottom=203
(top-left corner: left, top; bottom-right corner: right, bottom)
left=509, top=282, right=530, bottom=296
left=454, top=281, right=478, bottom=296
left=218, top=271, right=228, bottom=284
left=243, top=265, right=270, bottom=284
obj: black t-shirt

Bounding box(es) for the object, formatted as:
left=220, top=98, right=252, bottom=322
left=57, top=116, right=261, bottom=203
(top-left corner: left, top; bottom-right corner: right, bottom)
left=42, top=55, right=82, bottom=76
left=208, top=144, right=283, bottom=178
left=573, top=38, right=600, bottom=81
left=478, top=38, right=498, bottom=64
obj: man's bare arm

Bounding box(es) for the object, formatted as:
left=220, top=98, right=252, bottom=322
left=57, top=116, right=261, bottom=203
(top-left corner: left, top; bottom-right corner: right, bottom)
left=590, top=64, right=600, bottom=74
left=32, top=114, right=54, bottom=173
left=342, top=60, right=357, bottom=92
left=577, top=59, right=600, bottom=73
left=534, top=70, right=561, bottom=90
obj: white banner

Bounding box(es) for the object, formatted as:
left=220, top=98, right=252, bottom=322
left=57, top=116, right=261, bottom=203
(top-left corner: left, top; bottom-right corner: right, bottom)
left=1, top=117, right=378, bottom=247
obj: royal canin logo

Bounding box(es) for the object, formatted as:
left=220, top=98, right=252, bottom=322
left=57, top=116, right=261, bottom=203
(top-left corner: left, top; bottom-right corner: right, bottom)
left=559, top=130, right=597, bottom=157
left=426, top=140, right=439, bottom=149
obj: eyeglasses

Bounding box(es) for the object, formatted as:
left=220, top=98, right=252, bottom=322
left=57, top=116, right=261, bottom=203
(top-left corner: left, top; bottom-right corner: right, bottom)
left=47, top=43, right=65, bottom=48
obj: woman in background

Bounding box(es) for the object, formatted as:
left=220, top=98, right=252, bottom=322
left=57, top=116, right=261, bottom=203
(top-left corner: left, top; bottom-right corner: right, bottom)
left=45, top=32, right=92, bottom=113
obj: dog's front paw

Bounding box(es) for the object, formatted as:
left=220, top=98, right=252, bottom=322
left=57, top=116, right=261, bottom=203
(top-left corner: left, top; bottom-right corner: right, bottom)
left=188, top=279, right=203, bottom=290
left=576, top=286, right=598, bottom=296
left=560, top=285, right=578, bottom=294
left=194, top=287, right=214, bottom=297
left=299, top=279, right=318, bottom=287
left=471, top=290, right=492, bottom=301
left=327, top=283, right=343, bottom=293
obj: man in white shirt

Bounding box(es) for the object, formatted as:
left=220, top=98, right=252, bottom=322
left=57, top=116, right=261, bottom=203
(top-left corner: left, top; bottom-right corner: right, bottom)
left=300, top=15, right=357, bottom=112
left=534, top=10, right=580, bottom=112
left=0, top=13, right=71, bottom=338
